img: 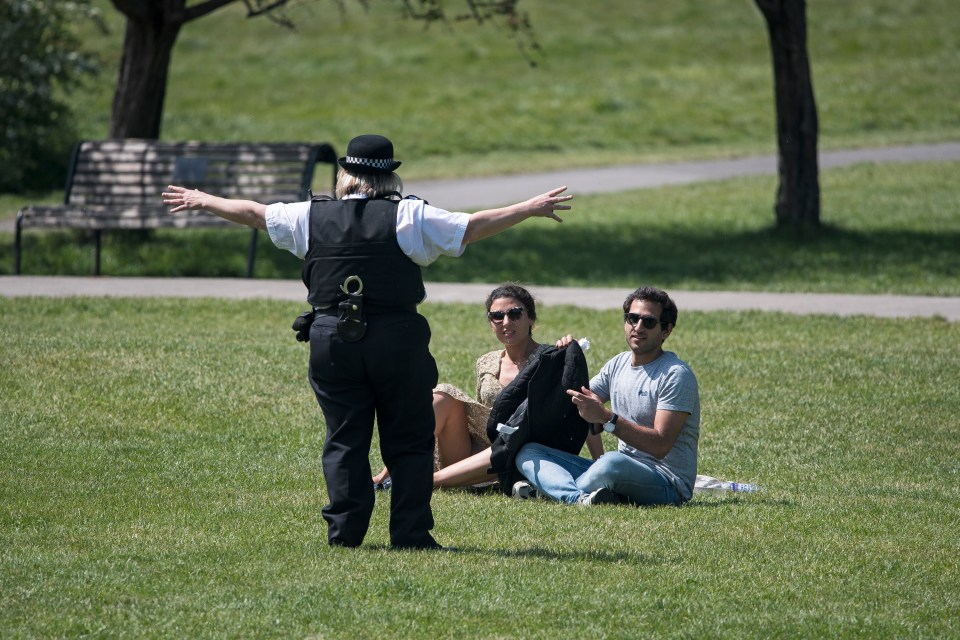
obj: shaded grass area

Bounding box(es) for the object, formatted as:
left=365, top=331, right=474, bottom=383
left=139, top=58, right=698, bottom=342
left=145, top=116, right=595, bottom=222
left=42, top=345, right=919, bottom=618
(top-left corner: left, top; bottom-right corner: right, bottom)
left=2, top=298, right=959, bottom=638
left=4, top=161, right=958, bottom=295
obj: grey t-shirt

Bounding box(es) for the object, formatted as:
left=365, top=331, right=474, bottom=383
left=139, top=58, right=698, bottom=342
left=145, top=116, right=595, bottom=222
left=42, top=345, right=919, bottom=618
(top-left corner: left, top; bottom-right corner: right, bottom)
left=590, top=350, right=700, bottom=500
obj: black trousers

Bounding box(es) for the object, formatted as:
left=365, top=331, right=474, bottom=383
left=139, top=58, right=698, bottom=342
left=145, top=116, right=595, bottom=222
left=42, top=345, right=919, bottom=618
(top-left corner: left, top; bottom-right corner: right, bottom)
left=308, top=310, right=439, bottom=548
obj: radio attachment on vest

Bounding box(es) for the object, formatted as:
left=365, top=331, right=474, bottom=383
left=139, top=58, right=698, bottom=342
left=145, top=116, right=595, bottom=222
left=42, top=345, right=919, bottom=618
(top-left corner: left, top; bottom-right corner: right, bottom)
left=337, top=275, right=366, bottom=342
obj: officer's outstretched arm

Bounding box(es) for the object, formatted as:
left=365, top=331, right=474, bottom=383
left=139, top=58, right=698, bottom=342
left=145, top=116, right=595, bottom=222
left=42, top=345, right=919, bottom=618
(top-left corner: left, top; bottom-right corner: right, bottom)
left=162, top=185, right=268, bottom=230
left=461, top=186, right=572, bottom=246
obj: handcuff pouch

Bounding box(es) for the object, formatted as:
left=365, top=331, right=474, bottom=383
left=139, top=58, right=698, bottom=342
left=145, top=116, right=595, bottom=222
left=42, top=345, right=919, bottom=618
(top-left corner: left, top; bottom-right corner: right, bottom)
left=337, top=293, right=367, bottom=342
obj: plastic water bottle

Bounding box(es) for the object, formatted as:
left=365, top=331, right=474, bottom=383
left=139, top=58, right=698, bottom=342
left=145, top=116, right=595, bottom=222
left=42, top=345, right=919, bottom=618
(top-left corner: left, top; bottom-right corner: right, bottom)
left=693, top=475, right=761, bottom=494
left=578, top=337, right=591, bottom=351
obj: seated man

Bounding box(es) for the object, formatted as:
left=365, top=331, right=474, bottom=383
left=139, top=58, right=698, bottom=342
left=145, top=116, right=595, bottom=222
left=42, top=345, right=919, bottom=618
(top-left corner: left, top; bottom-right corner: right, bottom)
left=513, top=286, right=699, bottom=506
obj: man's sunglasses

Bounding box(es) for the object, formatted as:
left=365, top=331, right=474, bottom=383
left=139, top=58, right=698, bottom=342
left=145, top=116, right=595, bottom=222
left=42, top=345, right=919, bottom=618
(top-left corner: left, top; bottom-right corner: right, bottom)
left=624, top=312, right=663, bottom=330
left=488, top=307, right=525, bottom=323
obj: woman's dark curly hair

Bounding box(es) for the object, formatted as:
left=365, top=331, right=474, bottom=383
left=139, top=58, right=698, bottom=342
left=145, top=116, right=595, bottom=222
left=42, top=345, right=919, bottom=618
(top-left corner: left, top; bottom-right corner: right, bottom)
left=485, top=283, right=537, bottom=329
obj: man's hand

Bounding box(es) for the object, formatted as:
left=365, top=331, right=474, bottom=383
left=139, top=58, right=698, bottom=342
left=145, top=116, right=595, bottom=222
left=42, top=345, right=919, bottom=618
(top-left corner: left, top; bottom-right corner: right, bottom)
left=566, top=386, right=610, bottom=424
left=555, top=334, right=575, bottom=348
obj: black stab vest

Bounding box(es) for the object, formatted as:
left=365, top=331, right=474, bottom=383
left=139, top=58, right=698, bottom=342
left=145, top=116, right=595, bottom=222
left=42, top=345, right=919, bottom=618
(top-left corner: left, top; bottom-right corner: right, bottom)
left=302, top=198, right=426, bottom=307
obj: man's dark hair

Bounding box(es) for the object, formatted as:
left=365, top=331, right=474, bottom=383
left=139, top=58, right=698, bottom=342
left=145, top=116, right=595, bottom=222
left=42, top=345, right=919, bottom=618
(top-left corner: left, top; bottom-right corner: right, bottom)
left=622, top=286, right=678, bottom=328
left=486, top=283, right=537, bottom=323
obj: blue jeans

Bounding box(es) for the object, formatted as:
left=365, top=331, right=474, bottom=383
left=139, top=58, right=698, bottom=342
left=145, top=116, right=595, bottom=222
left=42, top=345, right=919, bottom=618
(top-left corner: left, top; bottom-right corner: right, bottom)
left=515, top=443, right=681, bottom=506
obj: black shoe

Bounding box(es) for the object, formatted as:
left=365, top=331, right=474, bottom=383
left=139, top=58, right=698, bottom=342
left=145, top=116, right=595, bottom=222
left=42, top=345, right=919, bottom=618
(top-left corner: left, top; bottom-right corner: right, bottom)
left=390, top=533, right=443, bottom=551
left=329, top=537, right=361, bottom=548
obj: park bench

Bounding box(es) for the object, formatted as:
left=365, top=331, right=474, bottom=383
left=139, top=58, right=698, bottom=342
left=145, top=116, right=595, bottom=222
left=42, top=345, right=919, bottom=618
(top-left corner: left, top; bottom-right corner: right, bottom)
left=14, top=139, right=338, bottom=277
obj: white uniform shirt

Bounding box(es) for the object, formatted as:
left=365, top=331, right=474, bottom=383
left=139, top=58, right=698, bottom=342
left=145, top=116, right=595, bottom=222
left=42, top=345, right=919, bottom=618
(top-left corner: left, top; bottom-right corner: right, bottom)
left=265, top=195, right=470, bottom=266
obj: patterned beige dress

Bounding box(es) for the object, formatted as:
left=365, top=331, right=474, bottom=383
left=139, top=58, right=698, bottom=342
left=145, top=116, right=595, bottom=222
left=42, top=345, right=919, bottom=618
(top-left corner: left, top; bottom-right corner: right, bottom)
left=432, top=349, right=505, bottom=467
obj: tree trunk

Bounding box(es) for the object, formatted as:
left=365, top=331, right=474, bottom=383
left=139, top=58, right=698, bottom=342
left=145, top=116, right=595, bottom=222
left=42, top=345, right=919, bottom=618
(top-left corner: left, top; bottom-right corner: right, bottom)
left=108, top=8, right=183, bottom=139
left=755, top=0, right=820, bottom=228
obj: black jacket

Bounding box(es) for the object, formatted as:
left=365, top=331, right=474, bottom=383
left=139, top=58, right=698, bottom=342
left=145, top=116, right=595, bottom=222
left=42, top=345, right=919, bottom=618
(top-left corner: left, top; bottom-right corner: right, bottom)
left=486, top=342, right=591, bottom=493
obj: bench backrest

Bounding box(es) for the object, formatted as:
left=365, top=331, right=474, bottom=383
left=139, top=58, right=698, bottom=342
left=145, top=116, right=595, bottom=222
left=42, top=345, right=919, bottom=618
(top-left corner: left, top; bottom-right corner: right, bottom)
left=63, top=140, right=338, bottom=207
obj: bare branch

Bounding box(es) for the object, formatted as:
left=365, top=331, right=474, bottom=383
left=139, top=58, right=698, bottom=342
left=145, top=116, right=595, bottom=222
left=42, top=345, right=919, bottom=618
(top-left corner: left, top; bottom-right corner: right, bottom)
left=401, top=0, right=540, bottom=67
left=242, top=0, right=299, bottom=29
left=183, top=0, right=243, bottom=24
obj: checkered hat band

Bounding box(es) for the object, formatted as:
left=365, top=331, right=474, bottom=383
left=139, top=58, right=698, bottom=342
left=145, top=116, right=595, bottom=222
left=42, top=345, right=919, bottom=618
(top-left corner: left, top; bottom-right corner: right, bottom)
left=345, top=156, right=395, bottom=169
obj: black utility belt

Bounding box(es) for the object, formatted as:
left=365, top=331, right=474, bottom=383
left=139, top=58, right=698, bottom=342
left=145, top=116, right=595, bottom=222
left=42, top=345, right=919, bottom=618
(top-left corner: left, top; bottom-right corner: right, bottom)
left=312, top=303, right=417, bottom=315
left=294, top=275, right=418, bottom=344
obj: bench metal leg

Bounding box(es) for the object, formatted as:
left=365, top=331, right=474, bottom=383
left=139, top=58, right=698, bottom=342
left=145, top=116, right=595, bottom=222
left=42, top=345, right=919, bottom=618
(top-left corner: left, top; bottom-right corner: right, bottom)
left=246, top=228, right=258, bottom=279
left=93, top=230, right=101, bottom=276
left=14, top=221, right=22, bottom=275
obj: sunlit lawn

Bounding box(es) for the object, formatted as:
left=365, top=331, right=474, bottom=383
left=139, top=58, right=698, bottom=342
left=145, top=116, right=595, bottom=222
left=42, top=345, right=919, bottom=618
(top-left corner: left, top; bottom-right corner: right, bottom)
left=2, top=298, right=958, bottom=638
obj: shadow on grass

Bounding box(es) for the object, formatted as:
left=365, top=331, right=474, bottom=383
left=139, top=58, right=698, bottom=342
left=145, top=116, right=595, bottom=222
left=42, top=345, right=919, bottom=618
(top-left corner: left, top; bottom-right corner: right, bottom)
left=685, top=496, right=793, bottom=507
left=3, top=223, right=958, bottom=294
left=449, top=485, right=791, bottom=508
left=1, top=228, right=302, bottom=279
left=437, top=223, right=960, bottom=291
left=358, top=543, right=670, bottom=564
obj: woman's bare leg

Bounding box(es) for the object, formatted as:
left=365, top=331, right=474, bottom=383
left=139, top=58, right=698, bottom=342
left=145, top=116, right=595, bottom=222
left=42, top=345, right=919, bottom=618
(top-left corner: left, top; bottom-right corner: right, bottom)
left=432, top=391, right=472, bottom=468
left=372, top=467, right=390, bottom=485
left=372, top=391, right=473, bottom=483
left=433, top=448, right=496, bottom=488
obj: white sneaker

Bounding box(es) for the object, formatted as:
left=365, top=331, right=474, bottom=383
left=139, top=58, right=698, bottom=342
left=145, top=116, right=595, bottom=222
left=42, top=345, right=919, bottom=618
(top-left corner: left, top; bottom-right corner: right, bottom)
left=511, top=480, right=539, bottom=500
left=578, top=487, right=623, bottom=506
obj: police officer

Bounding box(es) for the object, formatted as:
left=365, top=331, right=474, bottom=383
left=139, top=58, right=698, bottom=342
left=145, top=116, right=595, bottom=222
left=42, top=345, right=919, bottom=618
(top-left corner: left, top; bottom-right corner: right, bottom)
left=163, top=134, right=573, bottom=549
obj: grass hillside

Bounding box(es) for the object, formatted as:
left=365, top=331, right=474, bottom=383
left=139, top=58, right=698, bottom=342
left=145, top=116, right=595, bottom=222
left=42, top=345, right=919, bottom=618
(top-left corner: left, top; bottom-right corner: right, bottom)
left=64, top=0, right=960, bottom=178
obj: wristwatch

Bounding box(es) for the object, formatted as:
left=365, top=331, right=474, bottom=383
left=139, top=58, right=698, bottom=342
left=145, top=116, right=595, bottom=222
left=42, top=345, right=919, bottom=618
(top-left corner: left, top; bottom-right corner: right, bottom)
left=603, top=413, right=619, bottom=433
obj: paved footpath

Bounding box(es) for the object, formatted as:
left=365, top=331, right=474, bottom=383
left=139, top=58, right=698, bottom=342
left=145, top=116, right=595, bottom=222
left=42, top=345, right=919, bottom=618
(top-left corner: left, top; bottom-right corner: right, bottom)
left=403, top=142, right=960, bottom=210
left=2, top=276, right=958, bottom=321
left=4, top=142, right=959, bottom=321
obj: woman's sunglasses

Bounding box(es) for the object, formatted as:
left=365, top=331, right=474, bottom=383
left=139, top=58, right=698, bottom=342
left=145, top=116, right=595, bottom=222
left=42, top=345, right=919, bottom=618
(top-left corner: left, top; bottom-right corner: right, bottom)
left=624, top=312, right=662, bottom=330
left=488, top=306, right=525, bottom=323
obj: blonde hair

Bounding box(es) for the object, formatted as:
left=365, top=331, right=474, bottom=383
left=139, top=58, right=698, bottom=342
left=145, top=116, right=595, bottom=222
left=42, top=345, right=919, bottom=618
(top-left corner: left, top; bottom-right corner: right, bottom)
left=335, top=168, right=403, bottom=200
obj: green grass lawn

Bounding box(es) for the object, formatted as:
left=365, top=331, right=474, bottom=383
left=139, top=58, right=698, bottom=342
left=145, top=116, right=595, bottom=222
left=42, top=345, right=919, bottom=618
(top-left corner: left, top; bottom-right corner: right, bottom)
left=2, top=297, right=958, bottom=638
left=3, top=1, right=957, bottom=636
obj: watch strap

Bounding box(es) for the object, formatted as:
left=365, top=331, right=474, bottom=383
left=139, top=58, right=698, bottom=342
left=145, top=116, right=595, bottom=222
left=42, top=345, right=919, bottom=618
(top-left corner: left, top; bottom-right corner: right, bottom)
left=604, top=413, right=619, bottom=432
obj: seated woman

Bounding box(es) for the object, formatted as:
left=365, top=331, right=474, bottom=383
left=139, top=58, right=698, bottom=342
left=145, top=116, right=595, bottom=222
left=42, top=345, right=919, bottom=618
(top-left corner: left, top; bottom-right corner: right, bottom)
left=433, top=283, right=546, bottom=488
left=374, top=283, right=579, bottom=489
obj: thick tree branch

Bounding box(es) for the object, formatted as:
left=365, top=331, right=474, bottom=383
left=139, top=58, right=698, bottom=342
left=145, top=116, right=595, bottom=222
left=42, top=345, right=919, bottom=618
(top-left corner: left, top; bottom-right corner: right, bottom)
left=184, top=0, right=244, bottom=23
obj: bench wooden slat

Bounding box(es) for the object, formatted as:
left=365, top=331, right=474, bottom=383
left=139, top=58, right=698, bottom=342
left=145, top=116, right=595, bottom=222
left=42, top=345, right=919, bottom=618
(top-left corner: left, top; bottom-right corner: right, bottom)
left=70, top=162, right=311, bottom=175
left=17, top=205, right=239, bottom=230
left=73, top=153, right=316, bottom=168
left=68, top=180, right=305, bottom=197
left=69, top=173, right=307, bottom=186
